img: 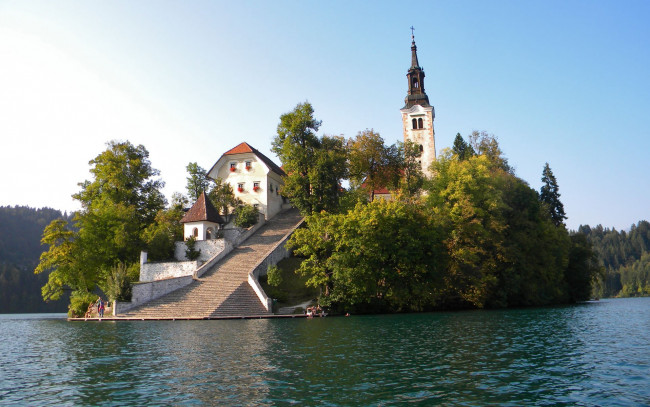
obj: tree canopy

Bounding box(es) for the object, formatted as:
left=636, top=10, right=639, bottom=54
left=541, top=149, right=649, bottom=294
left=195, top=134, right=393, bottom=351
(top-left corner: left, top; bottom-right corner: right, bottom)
left=35, top=141, right=168, bottom=316
left=272, top=102, right=347, bottom=215
left=540, top=162, right=567, bottom=226
left=287, top=130, right=600, bottom=312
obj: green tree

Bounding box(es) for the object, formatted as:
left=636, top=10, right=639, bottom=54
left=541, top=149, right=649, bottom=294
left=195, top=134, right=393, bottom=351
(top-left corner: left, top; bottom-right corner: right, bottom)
left=267, top=265, right=283, bottom=287
left=540, top=162, right=567, bottom=226
left=234, top=204, right=259, bottom=228
left=186, top=162, right=210, bottom=201
left=566, top=233, right=601, bottom=301
left=184, top=235, right=201, bottom=261
left=289, top=200, right=444, bottom=312
left=35, top=141, right=166, bottom=315
left=207, top=178, right=240, bottom=217
left=468, top=131, right=510, bottom=172
left=452, top=133, right=475, bottom=160
left=142, top=204, right=184, bottom=261
left=272, top=102, right=347, bottom=214
left=35, top=219, right=88, bottom=301
left=347, top=130, right=400, bottom=201
left=397, top=140, right=424, bottom=196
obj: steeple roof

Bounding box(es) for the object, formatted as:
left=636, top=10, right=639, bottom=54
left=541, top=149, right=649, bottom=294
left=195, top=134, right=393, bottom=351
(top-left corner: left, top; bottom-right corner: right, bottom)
left=403, top=30, right=431, bottom=109
left=411, top=38, right=420, bottom=68
left=181, top=191, right=224, bottom=224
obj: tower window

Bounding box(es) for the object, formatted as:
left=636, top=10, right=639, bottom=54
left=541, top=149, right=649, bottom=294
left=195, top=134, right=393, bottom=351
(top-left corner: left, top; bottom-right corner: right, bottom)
left=418, top=118, right=423, bottom=129
left=420, top=144, right=424, bottom=153
left=412, top=118, right=417, bottom=129
left=412, top=78, right=419, bottom=88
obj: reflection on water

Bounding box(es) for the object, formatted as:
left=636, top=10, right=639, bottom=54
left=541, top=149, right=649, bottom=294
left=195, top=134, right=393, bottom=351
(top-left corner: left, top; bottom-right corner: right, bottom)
left=1, top=298, right=649, bottom=406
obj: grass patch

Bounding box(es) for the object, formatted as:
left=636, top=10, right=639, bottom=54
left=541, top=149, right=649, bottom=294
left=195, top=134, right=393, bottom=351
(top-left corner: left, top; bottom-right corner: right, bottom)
left=259, top=257, right=319, bottom=306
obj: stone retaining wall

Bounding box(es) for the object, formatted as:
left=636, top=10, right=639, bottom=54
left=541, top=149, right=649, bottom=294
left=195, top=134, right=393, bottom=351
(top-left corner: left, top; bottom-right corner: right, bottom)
left=139, top=260, right=198, bottom=282
left=114, top=275, right=194, bottom=315
left=248, top=217, right=304, bottom=311
left=173, top=238, right=226, bottom=262
left=117, top=214, right=269, bottom=315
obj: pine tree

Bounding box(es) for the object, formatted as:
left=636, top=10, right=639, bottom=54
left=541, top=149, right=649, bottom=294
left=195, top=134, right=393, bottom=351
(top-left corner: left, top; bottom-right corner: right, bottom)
left=540, top=163, right=567, bottom=226
left=452, top=133, right=475, bottom=160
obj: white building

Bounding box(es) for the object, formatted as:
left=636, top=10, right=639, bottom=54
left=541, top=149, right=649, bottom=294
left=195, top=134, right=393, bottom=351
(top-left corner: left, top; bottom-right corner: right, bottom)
left=180, top=191, right=224, bottom=241
left=207, top=142, right=287, bottom=220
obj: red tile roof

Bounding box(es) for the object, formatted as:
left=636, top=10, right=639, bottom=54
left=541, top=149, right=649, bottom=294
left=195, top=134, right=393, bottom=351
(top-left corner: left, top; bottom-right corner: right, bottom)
left=224, top=142, right=254, bottom=155
left=221, top=142, right=285, bottom=176
left=181, top=192, right=224, bottom=224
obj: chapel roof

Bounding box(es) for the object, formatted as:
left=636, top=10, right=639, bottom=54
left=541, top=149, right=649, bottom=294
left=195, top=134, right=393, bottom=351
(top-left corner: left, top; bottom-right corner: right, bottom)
left=180, top=191, right=224, bottom=224
left=222, top=142, right=285, bottom=176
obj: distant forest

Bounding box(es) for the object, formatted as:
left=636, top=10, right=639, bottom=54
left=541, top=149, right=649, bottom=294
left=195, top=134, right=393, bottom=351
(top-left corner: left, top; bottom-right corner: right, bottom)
left=0, top=206, right=70, bottom=313
left=578, top=221, right=650, bottom=298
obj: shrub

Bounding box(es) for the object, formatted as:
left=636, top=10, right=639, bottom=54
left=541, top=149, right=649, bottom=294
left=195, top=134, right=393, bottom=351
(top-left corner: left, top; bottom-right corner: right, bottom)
left=185, top=235, right=201, bottom=260
left=267, top=265, right=283, bottom=287
left=68, top=291, right=97, bottom=318
left=235, top=204, right=259, bottom=228
left=105, top=262, right=138, bottom=302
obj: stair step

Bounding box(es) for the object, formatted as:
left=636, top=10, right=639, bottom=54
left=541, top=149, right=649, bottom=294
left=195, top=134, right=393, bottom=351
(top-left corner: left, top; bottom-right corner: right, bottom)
left=120, top=208, right=303, bottom=319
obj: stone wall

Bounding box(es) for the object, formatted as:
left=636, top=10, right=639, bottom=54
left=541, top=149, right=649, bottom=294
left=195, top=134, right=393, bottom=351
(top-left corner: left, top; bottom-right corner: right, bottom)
left=247, top=216, right=304, bottom=311
left=174, top=238, right=226, bottom=262
left=113, top=275, right=194, bottom=315
left=119, top=215, right=269, bottom=315
left=139, top=260, right=198, bottom=282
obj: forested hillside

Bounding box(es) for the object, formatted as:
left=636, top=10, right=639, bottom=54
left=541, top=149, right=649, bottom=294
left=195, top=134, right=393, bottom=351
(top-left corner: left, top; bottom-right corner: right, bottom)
left=578, top=221, right=650, bottom=298
left=0, top=206, right=70, bottom=312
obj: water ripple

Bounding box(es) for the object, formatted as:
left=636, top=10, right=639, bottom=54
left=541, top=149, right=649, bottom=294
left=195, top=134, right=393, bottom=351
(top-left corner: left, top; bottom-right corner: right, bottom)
left=1, top=298, right=649, bottom=405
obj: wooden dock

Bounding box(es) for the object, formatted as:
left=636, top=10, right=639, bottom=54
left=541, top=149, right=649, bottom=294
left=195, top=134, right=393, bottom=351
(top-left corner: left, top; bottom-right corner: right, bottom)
left=69, top=314, right=308, bottom=321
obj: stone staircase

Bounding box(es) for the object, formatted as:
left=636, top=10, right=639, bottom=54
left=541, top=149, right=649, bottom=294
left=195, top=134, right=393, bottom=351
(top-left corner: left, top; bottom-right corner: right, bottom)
left=119, top=208, right=303, bottom=319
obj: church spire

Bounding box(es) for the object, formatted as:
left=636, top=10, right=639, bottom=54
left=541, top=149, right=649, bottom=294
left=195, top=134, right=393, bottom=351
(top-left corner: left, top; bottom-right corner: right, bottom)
left=404, top=27, right=430, bottom=108
left=410, top=26, right=420, bottom=68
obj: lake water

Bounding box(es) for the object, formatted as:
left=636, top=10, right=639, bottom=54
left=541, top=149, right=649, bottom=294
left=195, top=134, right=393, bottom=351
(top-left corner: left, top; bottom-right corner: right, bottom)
left=1, top=298, right=649, bottom=406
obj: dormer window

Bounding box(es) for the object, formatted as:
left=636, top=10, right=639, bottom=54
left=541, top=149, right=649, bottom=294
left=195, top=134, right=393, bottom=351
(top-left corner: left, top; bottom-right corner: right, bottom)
left=245, top=161, right=252, bottom=171
left=230, top=162, right=237, bottom=172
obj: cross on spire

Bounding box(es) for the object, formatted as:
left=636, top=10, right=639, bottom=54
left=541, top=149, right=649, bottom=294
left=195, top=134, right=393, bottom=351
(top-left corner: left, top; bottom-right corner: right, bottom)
left=410, top=26, right=415, bottom=41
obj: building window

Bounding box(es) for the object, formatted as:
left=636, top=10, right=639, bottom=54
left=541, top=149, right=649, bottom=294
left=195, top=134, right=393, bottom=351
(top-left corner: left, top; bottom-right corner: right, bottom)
left=206, top=227, right=214, bottom=240
left=253, top=204, right=259, bottom=209
left=192, top=227, right=198, bottom=238
left=230, top=162, right=236, bottom=172
left=418, top=118, right=423, bottom=129
left=412, top=118, right=417, bottom=129
left=245, top=161, right=252, bottom=171
left=420, top=144, right=424, bottom=153
left=253, top=182, right=260, bottom=192
left=237, top=183, right=244, bottom=193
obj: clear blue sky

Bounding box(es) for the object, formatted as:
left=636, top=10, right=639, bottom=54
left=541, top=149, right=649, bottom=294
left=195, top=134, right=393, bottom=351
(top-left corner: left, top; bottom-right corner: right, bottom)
left=1, top=0, right=648, bottom=231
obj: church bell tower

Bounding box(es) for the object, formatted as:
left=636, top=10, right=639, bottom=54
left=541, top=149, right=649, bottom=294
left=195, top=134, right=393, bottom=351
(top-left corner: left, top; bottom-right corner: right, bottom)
left=400, top=29, right=435, bottom=176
